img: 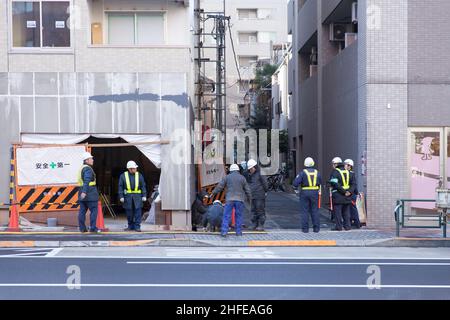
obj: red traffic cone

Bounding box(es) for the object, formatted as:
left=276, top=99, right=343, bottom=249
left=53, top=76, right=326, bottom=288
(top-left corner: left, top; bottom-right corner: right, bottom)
left=7, top=204, right=21, bottom=232
left=96, top=201, right=109, bottom=232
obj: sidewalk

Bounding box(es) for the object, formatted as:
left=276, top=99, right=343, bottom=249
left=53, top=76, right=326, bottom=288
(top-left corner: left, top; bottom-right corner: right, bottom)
left=0, top=192, right=448, bottom=247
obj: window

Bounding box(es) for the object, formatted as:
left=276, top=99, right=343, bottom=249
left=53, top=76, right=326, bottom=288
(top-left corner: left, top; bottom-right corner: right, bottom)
left=238, top=32, right=257, bottom=44
left=238, top=9, right=257, bottom=20
left=238, top=56, right=257, bottom=68
left=12, top=1, right=71, bottom=48
left=258, top=32, right=277, bottom=44
left=107, top=12, right=165, bottom=45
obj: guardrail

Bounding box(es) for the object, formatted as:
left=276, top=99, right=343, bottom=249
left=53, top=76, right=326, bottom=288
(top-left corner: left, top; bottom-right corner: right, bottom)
left=394, top=199, right=447, bottom=238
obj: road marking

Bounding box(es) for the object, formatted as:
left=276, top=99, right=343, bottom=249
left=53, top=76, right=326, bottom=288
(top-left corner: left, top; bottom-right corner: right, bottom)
left=248, top=240, right=337, bottom=246
left=127, top=261, right=450, bottom=266
left=0, top=283, right=449, bottom=289
left=45, top=248, right=63, bottom=257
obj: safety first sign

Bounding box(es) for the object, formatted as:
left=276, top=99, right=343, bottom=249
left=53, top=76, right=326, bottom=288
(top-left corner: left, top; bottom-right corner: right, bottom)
left=16, top=146, right=86, bottom=186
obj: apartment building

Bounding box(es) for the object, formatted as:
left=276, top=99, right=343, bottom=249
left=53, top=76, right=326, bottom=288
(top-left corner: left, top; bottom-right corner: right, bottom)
left=0, top=0, right=195, bottom=229
left=288, top=0, right=450, bottom=228
left=200, top=0, right=287, bottom=129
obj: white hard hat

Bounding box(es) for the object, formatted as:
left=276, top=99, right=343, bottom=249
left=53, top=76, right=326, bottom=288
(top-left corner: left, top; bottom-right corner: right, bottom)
left=304, top=157, right=315, bottom=168
left=332, top=157, right=343, bottom=164
left=247, top=159, right=258, bottom=170
left=230, top=164, right=240, bottom=172
left=82, top=152, right=93, bottom=161
left=127, top=161, right=138, bottom=169
left=344, top=159, right=354, bottom=167
left=213, top=200, right=222, bottom=205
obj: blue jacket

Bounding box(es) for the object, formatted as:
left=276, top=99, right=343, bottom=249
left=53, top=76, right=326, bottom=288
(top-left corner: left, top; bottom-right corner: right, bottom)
left=202, top=203, right=224, bottom=228
left=118, top=172, right=147, bottom=210
left=293, top=168, right=322, bottom=193
left=78, top=165, right=99, bottom=203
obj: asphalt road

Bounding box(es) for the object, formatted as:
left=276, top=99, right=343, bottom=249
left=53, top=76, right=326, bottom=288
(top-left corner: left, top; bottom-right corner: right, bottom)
left=0, top=247, right=450, bottom=300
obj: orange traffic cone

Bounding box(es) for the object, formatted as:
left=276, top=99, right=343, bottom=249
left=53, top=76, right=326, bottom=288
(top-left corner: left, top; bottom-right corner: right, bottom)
left=231, top=207, right=236, bottom=227
left=96, top=201, right=109, bottom=232
left=7, top=204, right=21, bottom=232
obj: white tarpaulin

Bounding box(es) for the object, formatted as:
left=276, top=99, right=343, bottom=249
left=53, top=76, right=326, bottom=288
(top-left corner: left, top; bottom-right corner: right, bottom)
left=16, top=146, right=86, bottom=186
left=200, top=151, right=225, bottom=187
left=21, top=134, right=162, bottom=168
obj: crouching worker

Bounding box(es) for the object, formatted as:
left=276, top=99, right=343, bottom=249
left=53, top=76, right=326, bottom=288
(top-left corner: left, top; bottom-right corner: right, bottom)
left=207, top=164, right=252, bottom=237
left=119, top=161, right=147, bottom=232
left=202, top=200, right=224, bottom=232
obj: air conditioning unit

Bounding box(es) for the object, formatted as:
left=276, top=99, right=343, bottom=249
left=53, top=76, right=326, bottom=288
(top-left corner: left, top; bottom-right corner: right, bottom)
left=352, top=2, right=358, bottom=24
left=345, top=33, right=357, bottom=48
left=329, top=23, right=346, bottom=42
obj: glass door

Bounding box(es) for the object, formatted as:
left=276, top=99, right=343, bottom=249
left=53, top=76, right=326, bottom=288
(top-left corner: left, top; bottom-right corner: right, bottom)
left=409, top=128, right=444, bottom=214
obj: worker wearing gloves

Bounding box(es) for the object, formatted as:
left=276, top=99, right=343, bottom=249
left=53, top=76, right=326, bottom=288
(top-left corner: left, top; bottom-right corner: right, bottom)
left=329, top=157, right=355, bottom=231
left=293, top=157, right=322, bottom=233
left=247, top=159, right=269, bottom=231
left=344, top=159, right=361, bottom=229
left=118, top=161, right=147, bottom=232
left=207, top=164, right=252, bottom=237
left=78, top=152, right=100, bottom=233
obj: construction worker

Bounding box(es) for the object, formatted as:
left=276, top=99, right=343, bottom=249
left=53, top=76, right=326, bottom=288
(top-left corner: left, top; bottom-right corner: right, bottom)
left=344, top=159, right=361, bottom=229
left=329, top=157, right=355, bottom=231
left=207, top=164, right=252, bottom=237
left=293, top=157, right=322, bottom=233
left=247, top=159, right=269, bottom=231
left=118, top=161, right=147, bottom=232
left=78, top=152, right=99, bottom=233
left=202, top=200, right=224, bottom=232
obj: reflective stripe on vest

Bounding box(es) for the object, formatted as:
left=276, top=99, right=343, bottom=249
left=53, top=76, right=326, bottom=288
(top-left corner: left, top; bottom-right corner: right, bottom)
left=302, top=169, right=319, bottom=190
left=78, top=165, right=96, bottom=187
left=336, top=168, right=350, bottom=190
left=124, top=171, right=141, bottom=194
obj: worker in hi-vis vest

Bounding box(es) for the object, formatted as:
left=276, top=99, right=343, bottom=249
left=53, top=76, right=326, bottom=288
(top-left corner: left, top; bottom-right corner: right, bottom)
left=118, top=161, right=147, bottom=232
left=78, top=152, right=100, bottom=233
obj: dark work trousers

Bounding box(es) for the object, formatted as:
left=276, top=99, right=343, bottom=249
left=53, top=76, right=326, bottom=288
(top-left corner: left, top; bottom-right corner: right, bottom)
left=350, top=203, right=361, bottom=228
left=299, top=191, right=320, bottom=232
left=78, top=201, right=98, bottom=232
left=251, top=199, right=266, bottom=227
left=222, top=201, right=244, bottom=235
left=333, top=204, right=351, bottom=230
left=126, top=202, right=142, bottom=230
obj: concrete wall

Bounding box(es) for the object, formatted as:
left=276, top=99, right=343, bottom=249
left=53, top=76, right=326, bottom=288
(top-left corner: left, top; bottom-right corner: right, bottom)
left=297, top=0, right=317, bottom=49
left=298, top=75, right=319, bottom=162
left=322, top=42, right=359, bottom=178
left=0, top=1, right=8, bottom=72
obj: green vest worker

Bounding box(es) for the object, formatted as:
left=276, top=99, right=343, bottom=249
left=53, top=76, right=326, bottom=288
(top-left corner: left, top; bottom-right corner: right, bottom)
left=118, top=161, right=147, bottom=232
left=78, top=152, right=100, bottom=233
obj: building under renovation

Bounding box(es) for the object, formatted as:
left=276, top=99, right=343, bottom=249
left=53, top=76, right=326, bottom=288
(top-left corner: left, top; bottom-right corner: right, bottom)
left=0, top=0, right=195, bottom=229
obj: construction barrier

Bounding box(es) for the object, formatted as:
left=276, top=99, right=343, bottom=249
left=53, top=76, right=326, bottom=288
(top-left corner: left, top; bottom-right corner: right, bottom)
left=202, top=184, right=226, bottom=205
left=16, top=186, right=80, bottom=212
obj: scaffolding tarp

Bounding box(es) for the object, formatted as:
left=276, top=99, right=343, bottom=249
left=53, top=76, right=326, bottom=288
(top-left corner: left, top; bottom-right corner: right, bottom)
left=21, top=134, right=162, bottom=168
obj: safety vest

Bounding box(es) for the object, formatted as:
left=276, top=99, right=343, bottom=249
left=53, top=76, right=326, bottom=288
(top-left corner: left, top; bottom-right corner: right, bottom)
left=124, top=171, right=142, bottom=194
left=78, top=165, right=96, bottom=187
left=336, top=168, right=350, bottom=190
left=302, top=169, right=319, bottom=190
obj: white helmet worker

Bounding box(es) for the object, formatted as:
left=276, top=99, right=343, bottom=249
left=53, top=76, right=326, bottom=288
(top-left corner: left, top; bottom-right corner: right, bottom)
left=82, top=152, right=93, bottom=161
left=304, top=157, right=315, bottom=168
left=344, top=159, right=354, bottom=167
left=229, top=164, right=240, bottom=172
left=332, top=157, right=343, bottom=165
left=126, top=161, right=139, bottom=169
left=247, top=159, right=258, bottom=170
